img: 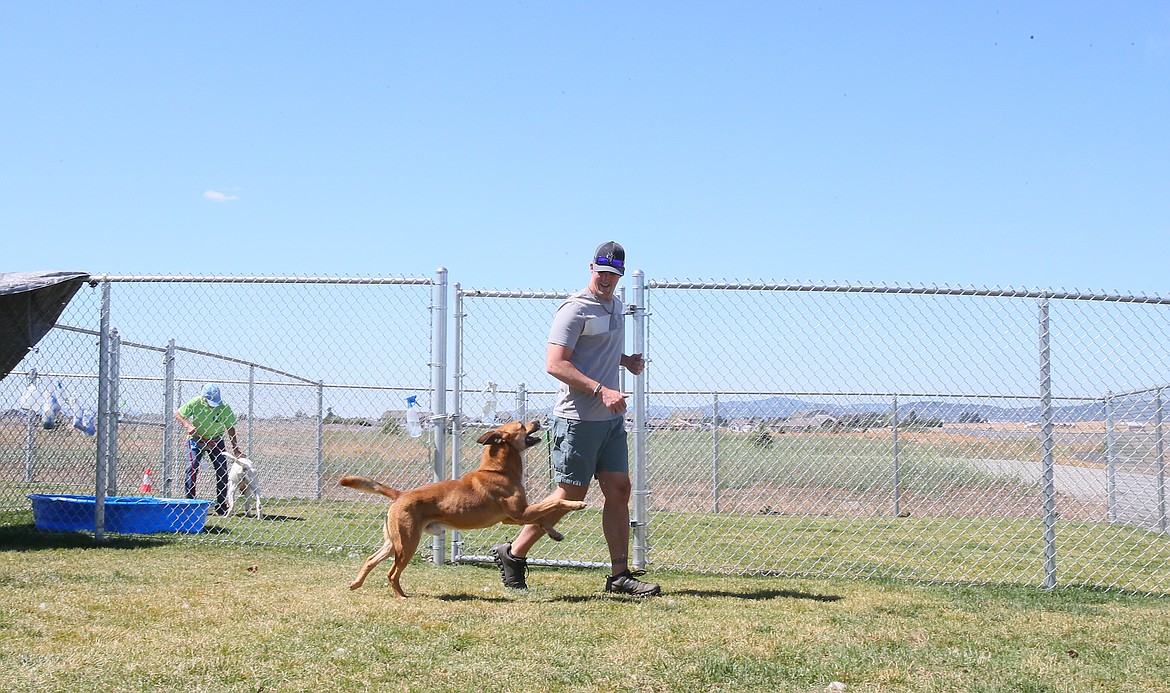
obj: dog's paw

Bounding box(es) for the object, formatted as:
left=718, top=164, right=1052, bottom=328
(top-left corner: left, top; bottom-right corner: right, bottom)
left=547, top=528, right=566, bottom=542
left=569, top=501, right=587, bottom=510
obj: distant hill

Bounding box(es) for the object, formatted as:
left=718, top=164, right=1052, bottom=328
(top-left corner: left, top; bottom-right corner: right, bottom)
left=645, top=395, right=1161, bottom=424
left=494, top=393, right=1160, bottom=425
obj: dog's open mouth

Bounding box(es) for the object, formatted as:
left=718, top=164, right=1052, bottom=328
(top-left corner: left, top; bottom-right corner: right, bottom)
left=524, top=434, right=541, bottom=447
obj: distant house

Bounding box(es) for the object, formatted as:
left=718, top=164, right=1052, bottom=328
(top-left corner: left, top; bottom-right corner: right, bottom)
left=776, top=411, right=837, bottom=433
left=670, top=409, right=706, bottom=430
left=647, top=409, right=706, bottom=431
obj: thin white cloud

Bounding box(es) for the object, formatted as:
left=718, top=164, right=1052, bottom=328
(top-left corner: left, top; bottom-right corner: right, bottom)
left=1148, top=35, right=1169, bottom=57
left=203, top=189, right=240, bottom=202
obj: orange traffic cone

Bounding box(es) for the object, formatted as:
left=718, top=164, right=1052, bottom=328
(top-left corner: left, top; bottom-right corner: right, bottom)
left=139, top=467, right=153, bottom=494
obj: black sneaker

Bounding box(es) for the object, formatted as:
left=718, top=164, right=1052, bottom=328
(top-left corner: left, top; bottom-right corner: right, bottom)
left=605, top=570, right=661, bottom=597
left=491, top=543, right=528, bottom=590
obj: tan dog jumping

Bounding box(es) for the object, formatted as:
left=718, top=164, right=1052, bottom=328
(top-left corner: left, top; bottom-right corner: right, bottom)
left=339, top=420, right=586, bottom=598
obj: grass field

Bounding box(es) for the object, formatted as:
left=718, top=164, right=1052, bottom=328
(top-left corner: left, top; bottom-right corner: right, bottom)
left=1, top=526, right=1167, bottom=692
left=3, top=422, right=1167, bottom=596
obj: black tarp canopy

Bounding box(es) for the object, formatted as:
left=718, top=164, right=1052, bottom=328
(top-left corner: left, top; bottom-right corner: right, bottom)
left=0, top=271, right=90, bottom=380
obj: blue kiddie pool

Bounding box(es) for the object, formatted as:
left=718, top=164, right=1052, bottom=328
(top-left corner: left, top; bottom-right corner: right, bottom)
left=27, top=494, right=212, bottom=534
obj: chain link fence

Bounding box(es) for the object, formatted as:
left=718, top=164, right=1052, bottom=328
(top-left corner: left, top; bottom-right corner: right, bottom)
left=2, top=275, right=440, bottom=556
left=3, top=274, right=1167, bottom=595
left=451, top=279, right=1168, bottom=595
left=631, top=282, right=1170, bottom=595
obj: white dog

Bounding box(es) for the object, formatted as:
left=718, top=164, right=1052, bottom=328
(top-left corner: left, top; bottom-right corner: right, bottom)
left=224, top=453, right=262, bottom=518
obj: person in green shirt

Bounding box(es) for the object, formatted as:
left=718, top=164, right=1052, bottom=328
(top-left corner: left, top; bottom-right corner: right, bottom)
left=174, top=384, right=242, bottom=515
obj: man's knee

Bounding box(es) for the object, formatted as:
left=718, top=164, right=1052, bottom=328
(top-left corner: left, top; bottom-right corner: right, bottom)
left=598, top=473, right=631, bottom=501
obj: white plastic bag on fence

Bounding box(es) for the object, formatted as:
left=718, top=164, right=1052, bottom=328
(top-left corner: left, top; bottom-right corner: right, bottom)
left=41, top=398, right=60, bottom=429
left=18, top=380, right=61, bottom=429
left=73, top=406, right=96, bottom=436
left=18, top=378, right=90, bottom=433
left=482, top=380, right=498, bottom=420
left=18, top=381, right=47, bottom=412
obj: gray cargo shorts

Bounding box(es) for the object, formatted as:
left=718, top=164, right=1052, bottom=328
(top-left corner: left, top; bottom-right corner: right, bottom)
left=551, top=416, right=628, bottom=486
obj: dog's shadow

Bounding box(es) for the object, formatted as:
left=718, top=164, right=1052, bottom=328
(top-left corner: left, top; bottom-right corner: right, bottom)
left=209, top=513, right=305, bottom=524
left=251, top=514, right=305, bottom=523
left=201, top=514, right=305, bottom=535
left=435, top=594, right=513, bottom=604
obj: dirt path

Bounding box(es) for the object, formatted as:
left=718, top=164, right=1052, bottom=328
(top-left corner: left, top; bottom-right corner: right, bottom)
left=963, top=458, right=1167, bottom=532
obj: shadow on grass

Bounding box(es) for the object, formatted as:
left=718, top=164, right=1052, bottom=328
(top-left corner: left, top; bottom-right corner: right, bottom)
left=545, top=589, right=841, bottom=603
left=424, top=588, right=843, bottom=604
left=435, top=593, right=513, bottom=603
left=0, top=524, right=170, bottom=551
left=420, top=588, right=842, bottom=603
left=210, top=513, right=306, bottom=523
left=668, top=588, right=842, bottom=602
left=456, top=563, right=844, bottom=603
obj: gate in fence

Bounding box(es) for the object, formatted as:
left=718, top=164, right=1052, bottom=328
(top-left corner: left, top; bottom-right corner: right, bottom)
left=2, top=273, right=1167, bottom=595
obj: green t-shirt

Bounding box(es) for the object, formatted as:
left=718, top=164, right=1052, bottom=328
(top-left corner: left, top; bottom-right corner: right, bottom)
left=178, top=396, right=237, bottom=440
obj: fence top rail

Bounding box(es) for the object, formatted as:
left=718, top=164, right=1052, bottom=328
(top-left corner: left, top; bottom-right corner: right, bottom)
left=90, top=276, right=1169, bottom=304
left=56, top=324, right=168, bottom=353
left=97, top=275, right=433, bottom=286
left=645, top=280, right=1170, bottom=304
left=172, top=344, right=319, bottom=384
left=458, top=288, right=572, bottom=300
left=53, top=324, right=318, bottom=385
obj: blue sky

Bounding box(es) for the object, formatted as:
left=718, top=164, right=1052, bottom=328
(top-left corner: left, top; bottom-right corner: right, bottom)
left=4, top=2, right=1169, bottom=295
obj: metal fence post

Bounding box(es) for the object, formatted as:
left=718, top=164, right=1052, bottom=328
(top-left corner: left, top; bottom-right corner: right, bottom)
left=94, top=278, right=112, bottom=540
left=107, top=327, right=121, bottom=496
left=1038, top=296, right=1057, bottom=589
left=173, top=380, right=184, bottom=495
left=516, top=382, right=527, bottom=423
left=618, top=285, right=626, bottom=397
left=432, top=267, right=449, bottom=565
left=247, top=364, right=255, bottom=458
left=450, top=282, right=464, bottom=563
left=315, top=381, right=324, bottom=500
left=630, top=270, right=649, bottom=570
left=1104, top=390, right=1116, bottom=523
left=1156, top=389, right=1166, bottom=533
left=163, top=340, right=175, bottom=497
left=892, top=394, right=902, bottom=517
left=712, top=391, right=720, bottom=513
left=24, top=369, right=37, bottom=483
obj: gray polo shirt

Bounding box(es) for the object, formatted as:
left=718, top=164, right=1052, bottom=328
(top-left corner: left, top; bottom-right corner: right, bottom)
left=548, top=289, right=624, bottom=422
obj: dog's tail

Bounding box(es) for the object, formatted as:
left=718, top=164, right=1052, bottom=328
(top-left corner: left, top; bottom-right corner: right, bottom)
left=338, top=475, right=401, bottom=501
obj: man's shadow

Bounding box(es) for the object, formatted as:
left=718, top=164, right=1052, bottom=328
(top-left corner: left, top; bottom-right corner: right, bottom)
left=668, top=588, right=842, bottom=602
left=433, top=588, right=842, bottom=603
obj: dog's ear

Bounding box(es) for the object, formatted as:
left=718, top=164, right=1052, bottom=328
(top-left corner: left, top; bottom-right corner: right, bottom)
left=477, top=431, right=503, bottom=446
